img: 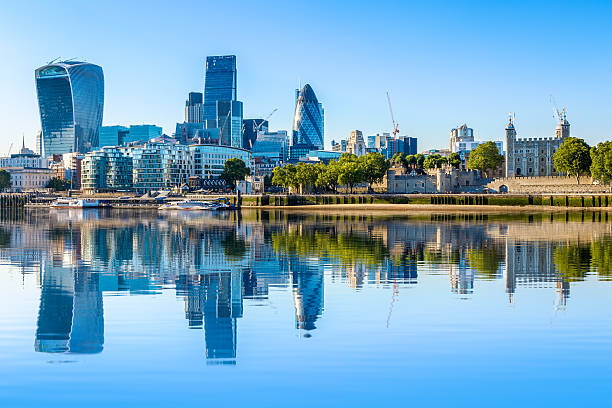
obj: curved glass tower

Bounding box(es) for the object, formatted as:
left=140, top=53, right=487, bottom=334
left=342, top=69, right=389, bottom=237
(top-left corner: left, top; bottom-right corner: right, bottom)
left=292, top=84, right=324, bottom=150
left=35, top=61, right=104, bottom=156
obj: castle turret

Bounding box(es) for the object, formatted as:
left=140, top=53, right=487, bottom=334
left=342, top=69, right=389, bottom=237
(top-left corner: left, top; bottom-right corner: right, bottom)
left=555, top=111, right=570, bottom=139
left=505, top=115, right=516, bottom=177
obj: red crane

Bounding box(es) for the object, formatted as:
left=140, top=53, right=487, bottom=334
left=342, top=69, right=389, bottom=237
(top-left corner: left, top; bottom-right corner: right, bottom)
left=386, top=92, right=399, bottom=154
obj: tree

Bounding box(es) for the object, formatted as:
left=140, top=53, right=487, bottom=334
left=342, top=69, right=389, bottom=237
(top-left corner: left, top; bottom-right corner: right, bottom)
left=414, top=154, right=425, bottom=169
left=392, top=153, right=407, bottom=169
left=271, top=166, right=288, bottom=191
left=220, top=158, right=250, bottom=189
left=553, top=137, right=591, bottom=183
left=448, top=152, right=462, bottom=169
left=294, top=162, right=321, bottom=193
left=0, top=170, right=11, bottom=192
left=423, top=154, right=448, bottom=169
left=467, top=141, right=503, bottom=178
left=338, top=161, right=364, bottom=193
left=316, top=160, right=341, bottom=192
left=45, top=177, right=71, bottom=191
left=468, top=247, right=502, bottom=279
left=359, top=152, right=389, bottom=191
left=590, top=141, right=612, bottom=188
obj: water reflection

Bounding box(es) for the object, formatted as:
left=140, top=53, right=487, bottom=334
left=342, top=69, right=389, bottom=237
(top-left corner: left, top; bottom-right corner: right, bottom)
left=0, top=209, right=611, bottom=363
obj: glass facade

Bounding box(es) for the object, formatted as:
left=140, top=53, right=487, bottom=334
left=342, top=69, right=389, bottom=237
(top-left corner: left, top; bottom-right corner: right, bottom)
left=292, top=84, right=324, bottom=151
left=251, top=131, right=288, bottom=162
left=124, top=125, right=162, bottom=145
left=242, top=119, right=268, bottom=150
left=190, top=144, right=251, bottom=180
left=216, top=100, right=243, bottom=148
left=35, top=61, right=104, bottom=156
left=98, top=126, right=129, bottom=148
left=203, top=56, right=237, bottom=123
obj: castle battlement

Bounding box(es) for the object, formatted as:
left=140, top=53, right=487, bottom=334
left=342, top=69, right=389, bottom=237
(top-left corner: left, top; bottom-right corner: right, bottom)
left=515, top=137, right=558, bottom=142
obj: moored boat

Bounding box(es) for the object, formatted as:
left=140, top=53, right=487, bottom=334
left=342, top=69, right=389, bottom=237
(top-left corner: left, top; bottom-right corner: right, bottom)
left=158, top=200, right=219, bottom=211
left=50, top=198, right=101, bottom=208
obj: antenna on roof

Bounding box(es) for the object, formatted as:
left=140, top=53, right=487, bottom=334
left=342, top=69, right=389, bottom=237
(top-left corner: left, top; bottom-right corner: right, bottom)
left=47, top=57, right=61, bottom=65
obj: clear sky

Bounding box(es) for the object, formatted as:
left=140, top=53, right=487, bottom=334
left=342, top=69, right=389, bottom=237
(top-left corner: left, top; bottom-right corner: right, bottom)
left=1, top=0, right=611, bottom=153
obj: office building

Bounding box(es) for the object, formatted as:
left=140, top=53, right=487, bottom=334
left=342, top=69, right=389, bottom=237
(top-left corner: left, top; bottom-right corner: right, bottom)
left=35, top=60, right=104, bottom=156
left=190, top=144, right=251, bottom=181
left=203, top=55, right=237, bottom=124
left=128, top=141, right=192, bottom=192
left=98, top=126, right=129, bottom=147
left=346, top=130, right=366, bottom=156
left=0, top=141, right=48, bottom=169
left=243, top=119, right=268, bottom=150
left=331, top=139, right=347, bottom=152
left=292, top=84, right=324, bottom=153
left=81, top=147, right=133, bottom=193
left=251, top=131, right=289, bottom=163
left=366, top=133, right=417, bottom=158
left=216, top=100, right=243, bottom=148
left=124, top=125, right=162, bottom=145
left=450, top=124, right=501, bottom=168
left=185, top=92, right=204, bottom=123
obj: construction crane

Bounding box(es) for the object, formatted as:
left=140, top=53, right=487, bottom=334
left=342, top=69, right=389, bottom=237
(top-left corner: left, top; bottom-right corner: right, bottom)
left=550, top=94, right=566, bottom=123
left=7, top=142, right=13, bottom=156
left=254, top=108, right=278, bottom=135
left=386, top=92, right=400, bottom=154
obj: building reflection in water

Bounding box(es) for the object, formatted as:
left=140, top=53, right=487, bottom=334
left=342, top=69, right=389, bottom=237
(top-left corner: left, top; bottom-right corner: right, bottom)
left=0, top=210, right=606, bottom=360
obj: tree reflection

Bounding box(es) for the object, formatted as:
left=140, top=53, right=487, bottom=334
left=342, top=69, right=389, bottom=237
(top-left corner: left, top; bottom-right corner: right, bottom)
left=553, top=244, right=592, bottom=282
left=468, top=247, right=502, bottom=280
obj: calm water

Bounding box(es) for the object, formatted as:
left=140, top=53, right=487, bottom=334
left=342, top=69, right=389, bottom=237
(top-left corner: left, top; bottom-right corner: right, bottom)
left=1, top=209, right=611, bottom=407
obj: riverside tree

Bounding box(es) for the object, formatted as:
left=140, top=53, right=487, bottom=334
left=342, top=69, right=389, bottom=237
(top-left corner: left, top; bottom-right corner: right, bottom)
left=423, top=154, right=448, bottom=169
left=590, top=141, right=612, bottom=188
left=448, top=152, right=462, bottom=169
left=467, top=141, right=503, bottom=178
left=0, top=170, right=11, bottom=192
left=553, top=137, right=591, bottom=183
left=360, top=152, right=389, bottom=191
left=221, top=158, right=250, bottom=189
left=294, top=162, right=321, bottom=193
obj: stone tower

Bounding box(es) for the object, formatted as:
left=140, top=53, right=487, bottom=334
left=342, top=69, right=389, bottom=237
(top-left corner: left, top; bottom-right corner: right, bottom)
left=505, top=115, right=517, bottom=177
left=555, top=111, right=570, bottom=139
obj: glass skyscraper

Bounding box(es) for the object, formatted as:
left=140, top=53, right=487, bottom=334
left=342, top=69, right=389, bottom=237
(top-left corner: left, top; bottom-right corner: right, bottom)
left=292, top=84, right=324, bottom=151
left=203, top=55, right=237, bottom=124
left=35, top=61, right=104, bottom=156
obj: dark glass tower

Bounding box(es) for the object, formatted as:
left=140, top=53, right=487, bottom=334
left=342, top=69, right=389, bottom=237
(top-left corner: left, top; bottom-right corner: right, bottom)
left=292, top=84, right=324, bottom=151
left=35, top=61, right=104, bottom=156
left=203, top=55, right=237, bottom=124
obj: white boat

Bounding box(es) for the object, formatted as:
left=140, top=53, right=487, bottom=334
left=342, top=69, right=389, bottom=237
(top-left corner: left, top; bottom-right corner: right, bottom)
left=158, top=200, right=219, bottom=211
left=50, top=198, right=101, bottom=208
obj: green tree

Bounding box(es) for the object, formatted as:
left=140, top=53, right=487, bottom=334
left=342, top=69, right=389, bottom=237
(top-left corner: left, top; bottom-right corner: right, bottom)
left=316, top=160, right=341, bottom=192
left=294, top=162, right=321, bottom=193
left=271, top=166, right=288, bottom=191
left=45, top=177, right=71, bottom=191
left=553, top=137, right=591, bottom=183
left=338, top=161, right=364, bottom=193
left=414, top=154, right=425, bottom=169
left=0, top=170, right=11, bottom=192
left=590, top=141, right=612, bottom=188
left=392, top=153, right=407, bottom=169
left=359, top=152, right=389, bottom=191
left=423, top=154, right=448, bottom=169
left=220, top=158, right=250, bottom=189
left=467, top=141, right=503, bottom=177
left=448, top=152, right=462, bottom=169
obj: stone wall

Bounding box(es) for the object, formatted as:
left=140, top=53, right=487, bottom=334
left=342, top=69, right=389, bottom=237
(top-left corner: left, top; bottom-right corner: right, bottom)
left=488, top=176, right=612, bottom=194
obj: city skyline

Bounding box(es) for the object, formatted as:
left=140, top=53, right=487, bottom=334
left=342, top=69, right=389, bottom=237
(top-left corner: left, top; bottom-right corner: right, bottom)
left=1, top=1, right=612, bottom=153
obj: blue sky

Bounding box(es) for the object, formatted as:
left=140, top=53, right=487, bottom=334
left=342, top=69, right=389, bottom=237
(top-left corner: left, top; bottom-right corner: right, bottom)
left=1, top=0, right=611, bottom=152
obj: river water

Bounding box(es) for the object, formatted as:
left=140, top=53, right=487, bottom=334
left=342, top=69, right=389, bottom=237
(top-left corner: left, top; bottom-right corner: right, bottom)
left=0, top=209, right=611, bottom=407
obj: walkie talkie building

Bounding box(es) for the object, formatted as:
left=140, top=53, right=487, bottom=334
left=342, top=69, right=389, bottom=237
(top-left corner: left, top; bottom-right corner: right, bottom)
left=35, top=61, right=104, bottom=156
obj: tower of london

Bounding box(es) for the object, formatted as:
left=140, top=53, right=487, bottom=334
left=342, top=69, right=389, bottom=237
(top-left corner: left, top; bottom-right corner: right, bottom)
left=505, top=112, right=570, bottom=177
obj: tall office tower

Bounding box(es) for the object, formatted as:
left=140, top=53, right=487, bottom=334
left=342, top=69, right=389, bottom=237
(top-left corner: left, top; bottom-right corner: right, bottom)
left=216, top=100, right=243, bottom=148
left=292, top=84, right=324, bottom=150
left=449, top=124, right=474, bottom=151
left=203, top=55, right=237, bottom=124
left=35, top=61, right=104, bottom=156
left=242, top=119, right=268, bottom=150
left=185, top=92, right=204, bottom=123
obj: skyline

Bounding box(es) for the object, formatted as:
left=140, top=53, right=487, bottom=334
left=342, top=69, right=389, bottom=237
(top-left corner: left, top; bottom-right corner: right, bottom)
left=1, top=1, right=612, bottom=153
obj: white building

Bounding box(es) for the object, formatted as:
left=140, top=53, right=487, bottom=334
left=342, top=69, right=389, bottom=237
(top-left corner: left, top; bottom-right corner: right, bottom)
left=449, top=124, right=503, bottom=168
left=5, top=167, right=55, bottom=191
left=190, top=144, right=251, bottom=180
left=346, top=130, right=366, bottom=156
